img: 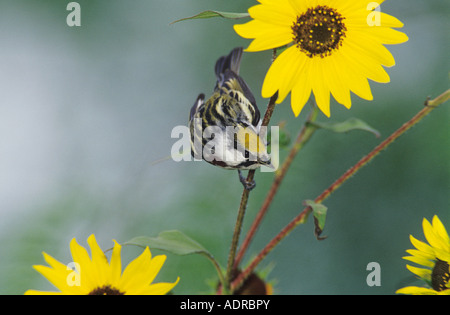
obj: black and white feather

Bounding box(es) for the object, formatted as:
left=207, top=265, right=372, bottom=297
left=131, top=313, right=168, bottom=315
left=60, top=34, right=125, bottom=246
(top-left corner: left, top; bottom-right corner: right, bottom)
left=189, top=47, right=271, bottom=171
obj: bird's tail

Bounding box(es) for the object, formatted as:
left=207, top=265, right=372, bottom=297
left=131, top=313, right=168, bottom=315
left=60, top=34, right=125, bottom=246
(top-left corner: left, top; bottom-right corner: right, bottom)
left=215, top=47, right=243, bottom=79
left=213, top=47, right=258, bottom=122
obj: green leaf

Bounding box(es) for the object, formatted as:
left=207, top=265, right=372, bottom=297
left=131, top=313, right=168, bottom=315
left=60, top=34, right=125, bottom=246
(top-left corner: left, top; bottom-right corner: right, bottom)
left=304, top=200, right=328, bottom=240
left=171, top=11, right=249, bottom=24
left=123, top=230, right=210, bottom=257
left=308, top=118, right=380, bottom=138
left=124, top=231, right=226, bottom=289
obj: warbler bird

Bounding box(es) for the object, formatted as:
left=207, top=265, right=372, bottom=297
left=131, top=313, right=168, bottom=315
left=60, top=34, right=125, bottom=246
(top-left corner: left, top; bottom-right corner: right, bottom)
left=189, top=47, right=272, bottom=190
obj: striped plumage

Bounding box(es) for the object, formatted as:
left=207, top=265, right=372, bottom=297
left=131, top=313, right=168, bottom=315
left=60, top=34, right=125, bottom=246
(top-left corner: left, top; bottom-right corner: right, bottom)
left=189, top=48, right=271, bottom=175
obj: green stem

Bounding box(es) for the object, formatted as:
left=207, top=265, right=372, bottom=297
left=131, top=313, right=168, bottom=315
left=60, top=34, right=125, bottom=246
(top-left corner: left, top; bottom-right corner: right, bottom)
left=204, top=253, right=227, bottom=294
left=231, top=89, right=450, bottom=292
left=223, top=173, right=253, bottom=294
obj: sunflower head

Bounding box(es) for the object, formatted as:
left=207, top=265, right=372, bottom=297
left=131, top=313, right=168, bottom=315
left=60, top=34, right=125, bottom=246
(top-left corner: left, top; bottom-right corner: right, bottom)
left=234, top=0, right=408, bottom=117
left=25, top=234, right=179, bottom=295
left=233, top=272, right=274, bottom=295
left=396, top=215, right=450, bottom=295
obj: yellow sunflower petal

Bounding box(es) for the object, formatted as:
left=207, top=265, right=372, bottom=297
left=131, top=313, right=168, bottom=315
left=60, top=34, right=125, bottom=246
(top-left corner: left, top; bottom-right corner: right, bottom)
left=257, top=0, right=283, bottom=4
left=323, top=57, right=352, bottom=108
left=405, top=249, right=435, bottom=261
left=434, top=248, right=450, bottom=263
left=334, top=48, right=374, bottom=101
left=311, top=58, right=331, bottom=117
left=396, top=286, right=438, bottom=295
left=262, top=46, right=308, bottom=102
left=290, top=63, right=312, bottom=116
left=345, top=0, right=385, bottom=12
left=69, top=237, right=97, bottom=289
left=406, top=249, right=436, bottom=261
left=406, top=265, right=431, bottom=281
left=142, top=254, right=167, bottom=287
left=342, top=37, right=391, bottom=83
left=402, top=255, right=435, bottom=268
left=42, top=252, right=69, bottom=273
left=346, top=29, right=396, bottom=67
left=423, top=218, right=448, bottom=251
left=287, top=0, right=310, bottom=15
left=38, top=252, right=87, bottom=294
left=132, top=278, right=180, bottom=295
left=120, top=247, right=168, bottom=292
left=87, top=234, right=110, bottom=285
left=234, top=19, right=285, bottom=39
left=70, top=238, right=91, bottom=268
left=410, top=235, right=434, bottom=255
left=346, top=9, right=403, bottom=29
left=379, top=12, right=405, bottom=28
left=24, top=290, right=65, bottom=295
left=32, top=264, right=84, bottom=294
left=366, top=27, right=409, bottom=45
left=432, top=215, right=450, bottom=246
left=233, top=20, right=292, bottom=52
left=249, top=33, right=293, bottom=52
left=119, top=247, right=151, bottom=290
left=349, top=74, right=373, bottom=101
left=109, top=240, right=122, bottom=286
left=277, top=48, right=309, bottom=103
left=248, top=3, right=297, bottom=26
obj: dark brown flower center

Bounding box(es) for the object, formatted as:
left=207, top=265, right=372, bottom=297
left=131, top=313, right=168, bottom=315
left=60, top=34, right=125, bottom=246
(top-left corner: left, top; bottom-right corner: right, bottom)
left=431, top=259, right=450, bottom=292
left=88, top=285, right=125, bottom=295
left=234, top=272, right=270, bottom=295
left=292, top=5, right=346, bottom=58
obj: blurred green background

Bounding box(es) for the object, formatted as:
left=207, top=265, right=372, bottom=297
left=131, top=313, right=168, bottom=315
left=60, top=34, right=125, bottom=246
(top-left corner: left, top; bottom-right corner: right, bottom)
left=0, top=0, right=448, bottom=295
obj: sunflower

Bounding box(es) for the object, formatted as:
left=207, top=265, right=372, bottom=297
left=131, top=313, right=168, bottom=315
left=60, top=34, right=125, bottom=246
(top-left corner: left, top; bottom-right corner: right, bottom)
left=234, top=0, right=408, bottom=117
left=396, top=215, right=450, bottom=295
left=25, top=234, right=179, bottom=295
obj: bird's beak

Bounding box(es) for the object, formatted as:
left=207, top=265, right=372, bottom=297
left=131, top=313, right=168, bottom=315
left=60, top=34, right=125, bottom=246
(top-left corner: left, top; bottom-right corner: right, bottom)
left=261, top=159, right=275, bottom=170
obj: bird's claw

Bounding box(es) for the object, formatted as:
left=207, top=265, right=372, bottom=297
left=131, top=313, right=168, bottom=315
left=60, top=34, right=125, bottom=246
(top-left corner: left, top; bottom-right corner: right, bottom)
left=238, top=170, right=256, bottom=191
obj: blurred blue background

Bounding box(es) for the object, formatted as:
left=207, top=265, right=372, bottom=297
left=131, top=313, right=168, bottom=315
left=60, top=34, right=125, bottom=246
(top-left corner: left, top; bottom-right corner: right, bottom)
left=0, top=0, right=448, bottom=294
